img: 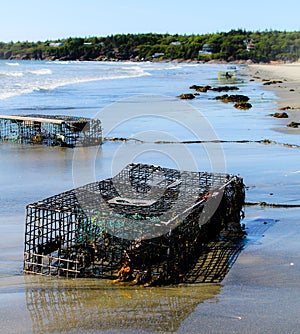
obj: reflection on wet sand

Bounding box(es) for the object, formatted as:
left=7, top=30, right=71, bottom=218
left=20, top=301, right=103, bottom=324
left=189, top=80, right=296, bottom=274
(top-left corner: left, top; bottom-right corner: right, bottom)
left=185, top=240, right=244, bottom=283
left=25, top=276, right=221, bottom=333
left=24, top=239, right=245, bottom=333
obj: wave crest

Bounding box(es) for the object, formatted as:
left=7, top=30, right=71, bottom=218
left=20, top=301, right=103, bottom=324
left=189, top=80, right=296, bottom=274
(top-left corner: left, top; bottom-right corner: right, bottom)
left=27, top=68, right=52, bottom=75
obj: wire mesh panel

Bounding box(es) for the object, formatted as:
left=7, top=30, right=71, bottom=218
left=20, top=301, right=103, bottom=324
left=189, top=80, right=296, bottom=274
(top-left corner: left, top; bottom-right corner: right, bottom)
left=23, top=163, right=245, bottom=284
left=0, top=114, right=102, bottom=147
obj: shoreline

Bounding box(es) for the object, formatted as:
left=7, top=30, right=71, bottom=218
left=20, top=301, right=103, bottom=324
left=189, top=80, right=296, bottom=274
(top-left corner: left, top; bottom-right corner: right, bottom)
left=246, top=63, right=300, bottom=134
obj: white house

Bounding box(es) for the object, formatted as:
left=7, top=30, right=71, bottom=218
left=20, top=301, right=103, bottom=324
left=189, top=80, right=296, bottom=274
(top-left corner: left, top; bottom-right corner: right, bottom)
left=49, top=42, right=64, bottom=47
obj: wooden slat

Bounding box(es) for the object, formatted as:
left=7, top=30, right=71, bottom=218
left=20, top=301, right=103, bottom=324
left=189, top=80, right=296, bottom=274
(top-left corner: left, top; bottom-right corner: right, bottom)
left=0, top=114, right=65, bottom=124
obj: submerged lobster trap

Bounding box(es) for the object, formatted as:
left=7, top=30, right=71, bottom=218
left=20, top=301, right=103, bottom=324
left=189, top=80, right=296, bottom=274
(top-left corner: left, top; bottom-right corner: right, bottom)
left=0, top=114, right=102, bottom=147
left=23, top=163, right=245, bottom=285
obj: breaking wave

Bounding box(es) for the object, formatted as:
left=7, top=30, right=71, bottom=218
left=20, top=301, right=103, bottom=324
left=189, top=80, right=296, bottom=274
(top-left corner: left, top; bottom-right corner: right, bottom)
left=0, top=61, right=152, bottom=100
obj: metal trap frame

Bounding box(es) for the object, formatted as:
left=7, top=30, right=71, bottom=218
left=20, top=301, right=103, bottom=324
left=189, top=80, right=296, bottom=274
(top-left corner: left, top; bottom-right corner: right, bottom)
left=23, top=163, right=245, bottom=284
left=0, top=114, right=102, bottom=147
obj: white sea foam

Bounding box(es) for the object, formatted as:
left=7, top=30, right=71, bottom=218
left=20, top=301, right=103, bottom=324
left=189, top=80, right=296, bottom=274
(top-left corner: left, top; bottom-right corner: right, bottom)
left=1, top=71, right=24, bottom=77
left=163, top=65, right=183, bottom=70
left=0, top=68, right=52, bottom=78
left=0, top=62, right=152, bottom=100
left=27, top=68, right=52, bottom=75
left=5, top=62, right=20, bottom=66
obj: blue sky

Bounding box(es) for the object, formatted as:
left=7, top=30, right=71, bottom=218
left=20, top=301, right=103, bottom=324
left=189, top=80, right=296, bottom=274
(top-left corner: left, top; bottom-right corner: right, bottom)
left=1, top=0, right=299, bottom=42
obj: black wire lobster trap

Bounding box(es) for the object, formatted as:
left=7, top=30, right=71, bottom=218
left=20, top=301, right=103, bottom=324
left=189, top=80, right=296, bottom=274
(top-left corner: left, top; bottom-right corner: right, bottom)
left=0, top=114, right=102, bottom=147
left=23, top=163, right=245, bottom=285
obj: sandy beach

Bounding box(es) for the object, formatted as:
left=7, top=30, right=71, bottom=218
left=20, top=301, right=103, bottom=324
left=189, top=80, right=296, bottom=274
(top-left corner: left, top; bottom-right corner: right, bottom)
left=247, top=63, right=300, bottom=134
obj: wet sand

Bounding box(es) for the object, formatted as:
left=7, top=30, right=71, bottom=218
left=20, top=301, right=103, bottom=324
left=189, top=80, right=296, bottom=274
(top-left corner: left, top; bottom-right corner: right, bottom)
left=177, top=206, right=300, bottom=334
left=247, top=63, right=300, bottom=134
left=1, top=142, right=300, bottom=334
left=1, top=208, right=300, bottom=334
left=203, top=62, right=300, bottom=333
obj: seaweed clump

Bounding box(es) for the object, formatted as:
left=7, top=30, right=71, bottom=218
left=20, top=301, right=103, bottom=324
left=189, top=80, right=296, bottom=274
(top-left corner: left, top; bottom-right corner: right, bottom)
left=263, top=80, right=283, bottom=85
left=234, top=102, right=252, bottom=110
left=177, top=93, right=195, bottom=99
left=278, top=106, right=293, bottom=111
left=189, top=85, right=211, bottom=92
left=213, top=94, right=250, bottom=103
left=210, top=86, right=239, bottom=92
left=189, top=85, right=239, bottom=93
left=287, top=122, right=300, bottom=128
left=271, top=112, right=289, bottom=118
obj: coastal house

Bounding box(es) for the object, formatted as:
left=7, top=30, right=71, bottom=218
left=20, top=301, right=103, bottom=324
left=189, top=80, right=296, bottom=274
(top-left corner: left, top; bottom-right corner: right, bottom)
left=170, top=41, right=182, bottom=46
left=152, top=52, right=165, bottom=58
left=245, top=39, right=255, bottom=51
left=49, top=42, right=64, bottom=47
left=198, top=43, right=214, bottom=55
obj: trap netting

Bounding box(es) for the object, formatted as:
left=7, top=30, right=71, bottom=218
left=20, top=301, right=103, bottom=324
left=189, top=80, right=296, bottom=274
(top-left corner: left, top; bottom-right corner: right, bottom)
left=0, top=114, right=102, bottom=147
left=24, top=163, right=245, bottom=285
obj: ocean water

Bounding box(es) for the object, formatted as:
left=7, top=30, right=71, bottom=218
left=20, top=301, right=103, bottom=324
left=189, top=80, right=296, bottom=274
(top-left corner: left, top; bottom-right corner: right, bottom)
left=0, top=60, right=300, bottom=333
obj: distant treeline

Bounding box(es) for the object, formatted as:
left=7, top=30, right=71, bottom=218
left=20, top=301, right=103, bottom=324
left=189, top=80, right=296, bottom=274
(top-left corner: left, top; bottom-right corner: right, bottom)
left=1, top=30, right=300, bottom=62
